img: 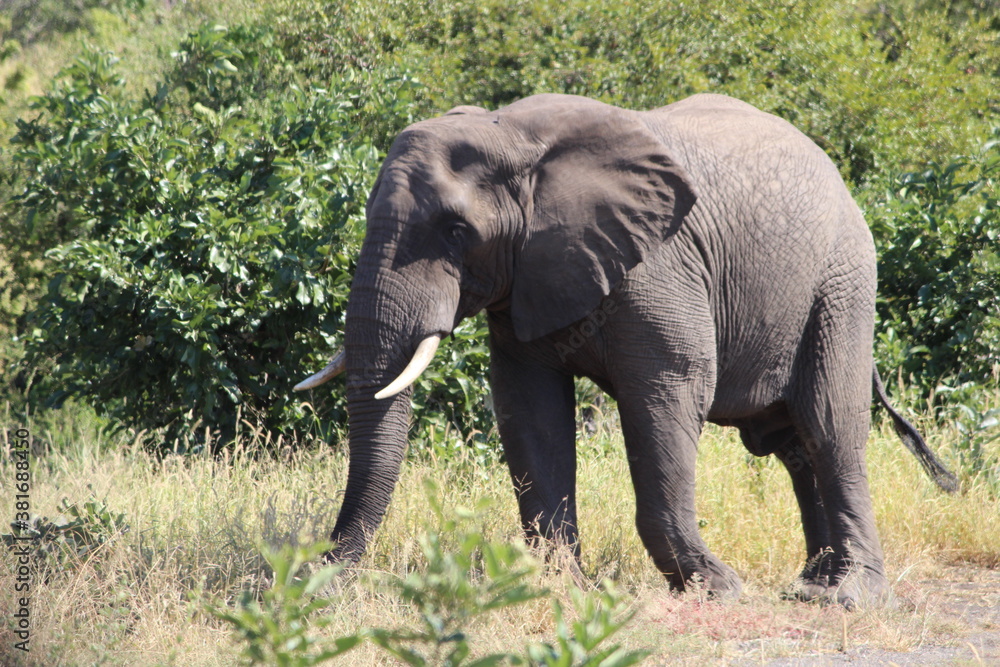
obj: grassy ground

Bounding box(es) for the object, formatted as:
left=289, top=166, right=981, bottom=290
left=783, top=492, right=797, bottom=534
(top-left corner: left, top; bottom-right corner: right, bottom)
left=1, top=406, right=998, bottom=666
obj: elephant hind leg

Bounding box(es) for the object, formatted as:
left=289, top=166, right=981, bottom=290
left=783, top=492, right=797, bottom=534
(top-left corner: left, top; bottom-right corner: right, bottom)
left=787, top=274, right=888, bottom=608
left=783, top=416, right=886, bottom=608
left=736, top=420, right=836, bottom=597
left=767, top=430, right=836, bottom=594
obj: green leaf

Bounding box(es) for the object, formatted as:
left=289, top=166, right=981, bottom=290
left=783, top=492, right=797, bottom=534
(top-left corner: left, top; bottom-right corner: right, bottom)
left=192, top=102, right=217, bottom=121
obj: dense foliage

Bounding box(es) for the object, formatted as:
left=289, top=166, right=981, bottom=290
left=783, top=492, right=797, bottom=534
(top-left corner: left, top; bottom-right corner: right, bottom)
left=0, top=0, right=149, bottom=48
left=1, top=0, right=998, bottom=456
left=873, top=141, right=1000, bottom=392
left=8, top=36, right=379, bottom=447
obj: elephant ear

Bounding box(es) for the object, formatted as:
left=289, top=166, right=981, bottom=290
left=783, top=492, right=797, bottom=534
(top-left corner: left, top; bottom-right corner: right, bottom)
left=509, top=101, right=697, bottom=341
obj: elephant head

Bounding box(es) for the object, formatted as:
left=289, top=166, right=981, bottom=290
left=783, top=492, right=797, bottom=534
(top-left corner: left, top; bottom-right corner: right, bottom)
left=296, top=95, right=696, bottom=563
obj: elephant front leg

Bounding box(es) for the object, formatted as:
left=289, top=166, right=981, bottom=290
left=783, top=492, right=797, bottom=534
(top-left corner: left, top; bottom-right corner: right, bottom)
left=489, top=341, right=581, bottom=571
left=617, top=388, right=743, bottom=601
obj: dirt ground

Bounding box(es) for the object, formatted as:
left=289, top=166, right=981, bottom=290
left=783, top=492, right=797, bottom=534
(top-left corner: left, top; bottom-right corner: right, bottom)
left=739, top=567, right=1000, bottom=666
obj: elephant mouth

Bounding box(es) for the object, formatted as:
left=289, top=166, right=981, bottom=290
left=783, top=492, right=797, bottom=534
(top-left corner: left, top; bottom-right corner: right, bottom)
left=294, top=334, right=443, bottom=400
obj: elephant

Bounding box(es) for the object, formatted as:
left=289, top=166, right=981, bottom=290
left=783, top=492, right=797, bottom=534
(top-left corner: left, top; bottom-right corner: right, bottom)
left=295, top=93, right=957, bottom=608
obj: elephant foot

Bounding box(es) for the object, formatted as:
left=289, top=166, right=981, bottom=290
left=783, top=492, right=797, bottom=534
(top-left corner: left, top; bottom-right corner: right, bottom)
left=789, top=567, right=890, bottom=610
left=670, top=560, right=743, bottom=601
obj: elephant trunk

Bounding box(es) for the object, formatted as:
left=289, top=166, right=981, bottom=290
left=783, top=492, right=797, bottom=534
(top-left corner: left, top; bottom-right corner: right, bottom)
left=328, top=278, right=415, bottom=563
left=327, top=225, right=457, bottom=563
left=328, top=387, right=412, bottom=562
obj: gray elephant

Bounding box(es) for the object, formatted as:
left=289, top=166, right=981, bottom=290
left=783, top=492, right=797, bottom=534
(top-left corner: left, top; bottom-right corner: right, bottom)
left=295, top=93, right=956, bottom=608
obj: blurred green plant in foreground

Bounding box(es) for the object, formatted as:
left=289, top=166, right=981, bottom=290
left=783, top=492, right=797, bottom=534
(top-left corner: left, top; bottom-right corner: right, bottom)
left=209, top=483, right=649, bottom=666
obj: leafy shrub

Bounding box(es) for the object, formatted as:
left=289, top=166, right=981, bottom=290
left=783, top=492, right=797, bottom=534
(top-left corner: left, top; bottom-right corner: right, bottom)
left=210, top=489, right=648, bottom=667
left=410, top=316, right=497, bottom=463
left=0, top=0, right=147, bottom=48
left=10, top=42, right=378, bottom=447
left=0, top=15, right=22, bottom=80
left=2, top=495, right=129, bottom=574
left=936, top=382, right=1000, bottom=489
left=870, top=134, right=1000, bottom=481
left=165, top=23, right=285, bottom=114
left=6, top=28, right=498, bottom=452
left=3, top=0, right=1000, bottom=457
left=872, top=134, right=1000, bottom=392
left=366, top=494, right=545, bottom=666
left=273, top=0, right=999, bottom=184
left=207, top=541, right=362, bottom=667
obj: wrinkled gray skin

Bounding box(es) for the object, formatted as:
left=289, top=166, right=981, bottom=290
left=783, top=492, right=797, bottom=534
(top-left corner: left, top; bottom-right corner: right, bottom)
left=319, top=93, right=956, bottom=609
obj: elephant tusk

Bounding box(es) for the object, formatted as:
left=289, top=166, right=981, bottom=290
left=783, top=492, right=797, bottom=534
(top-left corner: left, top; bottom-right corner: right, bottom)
left=374, top=335, right=441, bottom=400
left=293, top=350, right=346, bottom=391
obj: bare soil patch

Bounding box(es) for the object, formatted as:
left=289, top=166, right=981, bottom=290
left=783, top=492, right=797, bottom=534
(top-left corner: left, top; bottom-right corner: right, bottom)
left=742, top=566, right=1000, bottom=665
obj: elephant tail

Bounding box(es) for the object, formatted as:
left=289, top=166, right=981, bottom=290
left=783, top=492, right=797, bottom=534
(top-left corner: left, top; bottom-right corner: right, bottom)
left=872, top=365, right=959, bottom=493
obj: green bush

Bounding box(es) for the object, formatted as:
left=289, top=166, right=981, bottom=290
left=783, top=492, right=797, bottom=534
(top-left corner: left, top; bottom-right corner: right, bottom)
left=870, top=135, right=1000, bottom=478
left=207, top=541, right=362, bottom=667
left=2, top=494, right=129, bottom=575
left=2, top=0, right=1000, bottom=457
left=6, top=28, right=496, bottom=452
left=0, top=0, right=148, bottom=48
left=410, top=316, right=497, bottom=463
left=9, top=41, right=378, bottom=447
left=872, top=134, right=1000, bottom=393
left=276, top=0, right=998, bottom=183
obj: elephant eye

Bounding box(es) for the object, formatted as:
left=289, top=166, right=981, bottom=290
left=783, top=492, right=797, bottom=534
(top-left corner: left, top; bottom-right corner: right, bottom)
left=445, top=221, right=468, bottom=248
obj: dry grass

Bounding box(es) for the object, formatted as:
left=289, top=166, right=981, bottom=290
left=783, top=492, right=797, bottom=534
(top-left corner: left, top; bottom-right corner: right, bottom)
left=1, top=410, right=998, bottom=666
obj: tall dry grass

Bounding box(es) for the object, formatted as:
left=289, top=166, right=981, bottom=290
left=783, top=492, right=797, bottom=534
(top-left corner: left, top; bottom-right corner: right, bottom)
left=1, top=408, right=997, bottom=665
